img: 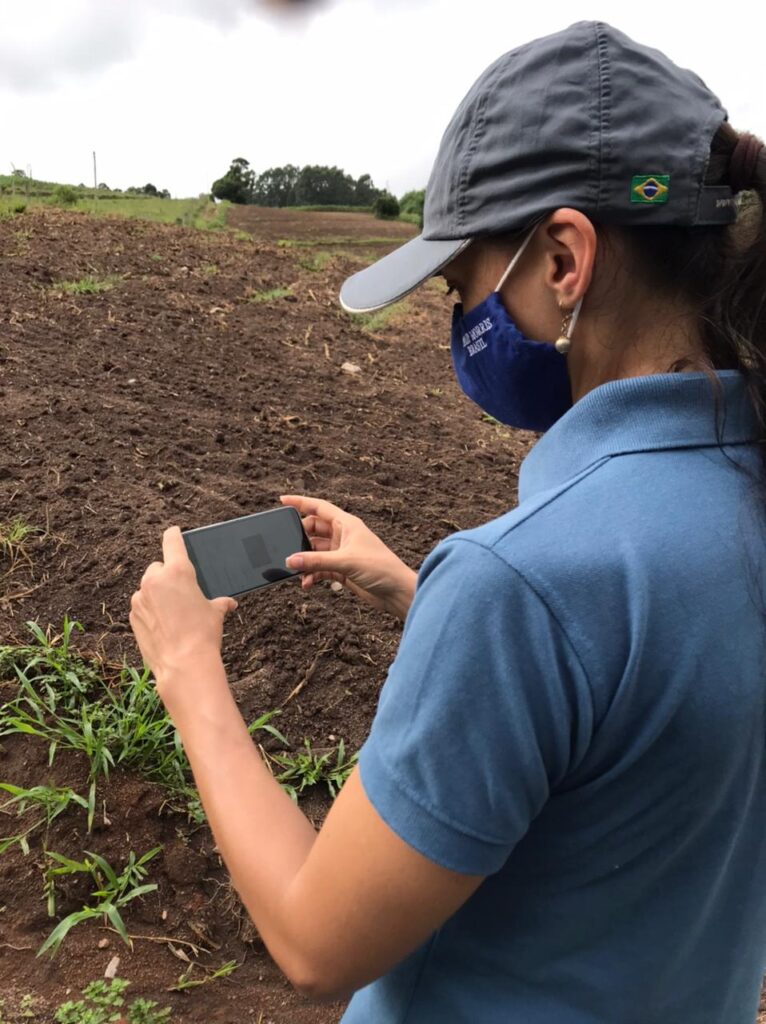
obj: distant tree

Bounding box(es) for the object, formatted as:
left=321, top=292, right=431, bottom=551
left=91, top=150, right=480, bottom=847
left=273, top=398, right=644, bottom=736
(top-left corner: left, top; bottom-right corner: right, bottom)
left=399, top=189, right=425, bottom=227
left=98, top=182, right=110, bottom=190
left=211, top=157, right=255, bottom=204
left=125, top=183, right=170, bottom=198
left=252, top=164, right=300, bottom=207
left=295, top=165, right=357, bottom=206
left=12, top=168, right=26, bottom=179
left=373, top=191, right=400, bottom=220
left=354, top=173, right=380, bottom=206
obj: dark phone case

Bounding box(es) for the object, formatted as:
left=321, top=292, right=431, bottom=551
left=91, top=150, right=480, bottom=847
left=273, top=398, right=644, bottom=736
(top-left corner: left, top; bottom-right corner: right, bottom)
left=182, top=507, right=312, bottom=599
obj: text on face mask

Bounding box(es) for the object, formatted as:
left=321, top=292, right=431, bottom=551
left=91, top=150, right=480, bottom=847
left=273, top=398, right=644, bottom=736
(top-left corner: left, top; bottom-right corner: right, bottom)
left=462, top=317, right=493, bottom=355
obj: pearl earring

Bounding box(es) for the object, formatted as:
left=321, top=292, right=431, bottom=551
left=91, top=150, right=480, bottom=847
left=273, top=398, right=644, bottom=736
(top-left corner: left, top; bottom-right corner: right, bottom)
left=555, top=309, right=574, bottom=355
left=554, top=298, right=583, bottom=355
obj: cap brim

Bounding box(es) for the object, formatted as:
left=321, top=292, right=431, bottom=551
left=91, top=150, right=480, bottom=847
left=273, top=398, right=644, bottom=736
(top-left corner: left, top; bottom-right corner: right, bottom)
left=339, top=233, right=471, bottom=313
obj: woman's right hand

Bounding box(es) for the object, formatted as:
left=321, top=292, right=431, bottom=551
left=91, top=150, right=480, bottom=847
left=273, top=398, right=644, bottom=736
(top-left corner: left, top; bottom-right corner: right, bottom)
left=280, top=495, right=417, bottom=620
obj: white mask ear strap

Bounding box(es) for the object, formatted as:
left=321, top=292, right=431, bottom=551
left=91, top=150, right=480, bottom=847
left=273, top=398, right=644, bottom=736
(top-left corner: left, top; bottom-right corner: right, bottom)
left=494, top=223, right=539, bottom=292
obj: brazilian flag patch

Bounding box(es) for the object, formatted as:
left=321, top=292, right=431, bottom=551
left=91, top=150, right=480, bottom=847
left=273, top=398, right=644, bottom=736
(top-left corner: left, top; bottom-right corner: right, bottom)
left=631, top=175, right=670, bottom=204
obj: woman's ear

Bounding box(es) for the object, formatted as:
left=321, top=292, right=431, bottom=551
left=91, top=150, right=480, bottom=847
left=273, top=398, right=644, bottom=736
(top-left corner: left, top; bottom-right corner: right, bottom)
left=542, top=209, right=597, bottom=308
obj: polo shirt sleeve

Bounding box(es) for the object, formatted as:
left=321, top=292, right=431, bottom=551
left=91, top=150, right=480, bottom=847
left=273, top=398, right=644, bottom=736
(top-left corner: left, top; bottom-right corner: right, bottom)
left=357, top=536, right=593, bottom=876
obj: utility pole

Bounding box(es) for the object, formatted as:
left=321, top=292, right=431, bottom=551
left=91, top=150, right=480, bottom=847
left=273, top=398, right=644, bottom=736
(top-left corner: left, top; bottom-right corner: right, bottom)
left=93, top=151, right=97, bottom=202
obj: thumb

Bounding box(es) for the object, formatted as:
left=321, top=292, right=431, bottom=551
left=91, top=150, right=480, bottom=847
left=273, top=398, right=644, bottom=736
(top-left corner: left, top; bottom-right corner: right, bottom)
left=211, top=596, right=238, bottom=615
left=286, top=549, right=348, bottom=575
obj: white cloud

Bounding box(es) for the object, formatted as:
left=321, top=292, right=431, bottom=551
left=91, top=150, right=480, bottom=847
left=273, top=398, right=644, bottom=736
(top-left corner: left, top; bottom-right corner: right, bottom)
left=1, top=0, right=764, bottom=197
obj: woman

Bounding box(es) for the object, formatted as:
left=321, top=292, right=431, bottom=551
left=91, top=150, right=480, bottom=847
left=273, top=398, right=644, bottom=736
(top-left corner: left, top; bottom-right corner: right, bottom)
left=129, top=21, right=766, bottom=1023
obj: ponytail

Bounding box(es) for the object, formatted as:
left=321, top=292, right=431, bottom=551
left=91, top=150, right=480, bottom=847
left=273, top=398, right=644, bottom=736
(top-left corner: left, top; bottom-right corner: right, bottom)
left=599, top=122, right=766, bottom=477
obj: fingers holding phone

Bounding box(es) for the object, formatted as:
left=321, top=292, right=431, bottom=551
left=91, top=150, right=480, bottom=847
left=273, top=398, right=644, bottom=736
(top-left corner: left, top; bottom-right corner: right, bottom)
left=280, top=495, right=417, bottom=620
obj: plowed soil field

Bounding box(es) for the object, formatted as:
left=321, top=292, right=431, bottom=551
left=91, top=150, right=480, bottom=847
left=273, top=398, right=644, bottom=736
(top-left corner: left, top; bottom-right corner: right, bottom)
left=0, top=205, right=535, bottom=1022
left=1, top=205, right=763, bottom=1023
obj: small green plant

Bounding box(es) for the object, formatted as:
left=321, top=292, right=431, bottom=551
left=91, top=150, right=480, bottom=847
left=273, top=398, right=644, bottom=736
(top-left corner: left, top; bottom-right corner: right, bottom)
left=247, top=287, right=293, bottom=304
left=53, top=275, right=119, bottom=295
left=0, top=515, right=41, bottom=572
left=40, top=845, right=162, bottom=956
left=297, top=251, right=331, bottom=272
left=349, top=300, right=409, bottom=335
left=0, top=783, right=92, bottom=854
left=172, top=959, right=238, bottom=992
left=269, top=739, right=358, bottom=802
left=51, top=185, right=79, bottom=207
left=54, top=978, right=171, bottom=1024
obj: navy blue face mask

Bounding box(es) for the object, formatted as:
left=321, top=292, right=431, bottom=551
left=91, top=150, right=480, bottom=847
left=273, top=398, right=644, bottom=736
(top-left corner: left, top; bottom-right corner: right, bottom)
left=450, top=225, right=583, bottom=433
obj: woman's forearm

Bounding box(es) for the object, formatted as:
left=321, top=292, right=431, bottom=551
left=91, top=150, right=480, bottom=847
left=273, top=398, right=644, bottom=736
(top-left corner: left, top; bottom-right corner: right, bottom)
left=161, top=656, right=319, bottom=988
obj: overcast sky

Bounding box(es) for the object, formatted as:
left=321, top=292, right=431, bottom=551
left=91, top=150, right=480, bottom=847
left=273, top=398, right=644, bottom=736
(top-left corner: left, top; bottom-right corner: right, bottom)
left=2, top=0, right=765, bottom=199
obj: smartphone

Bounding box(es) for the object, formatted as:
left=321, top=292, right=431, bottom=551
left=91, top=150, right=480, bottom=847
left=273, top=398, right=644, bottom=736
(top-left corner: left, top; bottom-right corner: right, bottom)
left=182, top=507, right=312, bottom=599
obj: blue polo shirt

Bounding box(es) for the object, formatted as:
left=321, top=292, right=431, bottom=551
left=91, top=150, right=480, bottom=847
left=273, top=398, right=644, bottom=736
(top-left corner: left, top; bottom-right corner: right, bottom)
left=341, top=370, right=766, bottom=1024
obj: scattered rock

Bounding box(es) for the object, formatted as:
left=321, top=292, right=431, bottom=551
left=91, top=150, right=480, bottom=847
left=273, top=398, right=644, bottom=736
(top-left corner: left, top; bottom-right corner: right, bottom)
left=104, top=955, right=120, bottom=979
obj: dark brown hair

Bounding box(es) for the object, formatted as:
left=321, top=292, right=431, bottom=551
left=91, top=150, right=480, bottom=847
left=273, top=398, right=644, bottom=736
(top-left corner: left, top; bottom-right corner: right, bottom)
left=600, top=123, right=766, bottom=470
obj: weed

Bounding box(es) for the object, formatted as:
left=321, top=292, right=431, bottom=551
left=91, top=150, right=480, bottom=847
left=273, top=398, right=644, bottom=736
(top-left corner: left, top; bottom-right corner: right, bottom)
left=51, top=185, right=79, bottom=208
left=0, top=783, right=92, bottom=855
left=171, top=958, right=239, bottom=991
left=247, top=287, right=293, bottom=304
left=0, top=198, right=27, bottom=219
left=234, top=229, right=253, bottom=242
left=268, top=738, right=358, bottom=802
left=40, top=845, right=161, bottom=956
left=53, top=978, right=171, bottom=1024
left=297, top=252, right=331, bottom=272
left=53, top=275, right=120, bottom=296
left=0, top=619, right=289, bottom=824
left=0, top=516, right=41, bottom=573
left=348, top=300, right=410, bottom=335
left=202, top=263, right=219, bottom=275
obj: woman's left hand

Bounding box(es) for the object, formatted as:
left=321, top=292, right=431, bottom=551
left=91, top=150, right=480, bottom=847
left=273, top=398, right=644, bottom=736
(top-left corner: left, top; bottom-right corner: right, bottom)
left=129, top=526, right=238, bottom=689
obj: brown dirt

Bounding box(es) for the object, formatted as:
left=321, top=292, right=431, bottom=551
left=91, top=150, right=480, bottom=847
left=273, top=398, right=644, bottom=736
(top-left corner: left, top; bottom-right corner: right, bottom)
left=0, top=205, right=534, bottom=1022
left=2, top=205, right=763, bottom=1023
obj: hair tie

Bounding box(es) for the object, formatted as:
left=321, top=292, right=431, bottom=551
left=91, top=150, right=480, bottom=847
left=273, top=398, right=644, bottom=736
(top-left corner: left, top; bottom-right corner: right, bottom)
left=729, top=132, right=764, bottom=193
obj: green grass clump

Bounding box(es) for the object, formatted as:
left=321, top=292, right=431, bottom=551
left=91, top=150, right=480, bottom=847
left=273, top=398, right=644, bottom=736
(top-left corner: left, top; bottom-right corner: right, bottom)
left=248, top=287, right=293, bottom=304
left=0, top=515, right=41, bottom=570
left=268, top=738, right=358, bottom=802
left=276, top=236, right=403, bottom=249
left=348, top=300, right=410, bottom=335
left=297, top=251, right=332, bottom=272
left=0, top=783, right=91, bottom=855
left=51, top=185, right=79, bottom=208
left=54, top=275, right=120, bottom=295
left=40, top=846, right=161, bottom=956
left=0, top=618, right=288, bottom=824
left=0, top=198, right=27, bottom=219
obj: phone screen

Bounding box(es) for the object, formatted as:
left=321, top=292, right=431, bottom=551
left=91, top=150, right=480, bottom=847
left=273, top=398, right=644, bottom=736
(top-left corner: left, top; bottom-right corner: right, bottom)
left=182, top=507, right=311, bottom=599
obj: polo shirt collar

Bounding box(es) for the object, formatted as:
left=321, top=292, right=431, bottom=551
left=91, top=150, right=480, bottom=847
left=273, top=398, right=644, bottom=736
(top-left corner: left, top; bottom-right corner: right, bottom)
left=519, top=370, right=759, bottom=502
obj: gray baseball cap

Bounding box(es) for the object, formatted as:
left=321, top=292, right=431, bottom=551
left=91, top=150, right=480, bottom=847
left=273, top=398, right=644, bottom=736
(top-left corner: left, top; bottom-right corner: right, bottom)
left=340, top=20, right=737, bottom=313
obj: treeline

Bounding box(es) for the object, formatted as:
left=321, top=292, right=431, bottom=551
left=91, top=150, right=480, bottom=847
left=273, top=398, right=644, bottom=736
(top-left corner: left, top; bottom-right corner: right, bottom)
left=211, top=158, right=385, bottom=208
left=210, top=157, right=427, bottom=223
